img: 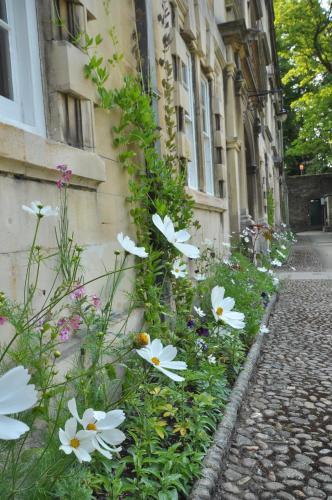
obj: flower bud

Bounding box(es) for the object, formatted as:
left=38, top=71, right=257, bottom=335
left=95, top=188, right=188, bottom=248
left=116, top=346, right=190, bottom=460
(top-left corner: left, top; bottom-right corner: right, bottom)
left=134, top=332, right=150, bottom=347
left=53, top=350, right=61, bottom=358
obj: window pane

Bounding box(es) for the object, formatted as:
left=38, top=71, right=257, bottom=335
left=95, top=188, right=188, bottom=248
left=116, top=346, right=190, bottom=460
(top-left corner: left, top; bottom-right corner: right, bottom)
left=0, top=26, right=13, bottom=100
left=0, top=0, right=7, bottom=22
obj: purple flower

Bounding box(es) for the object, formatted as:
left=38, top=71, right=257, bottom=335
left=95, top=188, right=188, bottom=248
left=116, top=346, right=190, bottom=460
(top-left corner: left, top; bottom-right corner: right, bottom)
left=0, top=316, right=7, bottom=325
left=60, top=326, right=70, bottom=341
left=197, top=327, right=209, bottom=337
left=70, top=284, right=86, bottom=301
left=91, top=295, right=101, bottom=309
left=187, top=319, right=195, bottom=328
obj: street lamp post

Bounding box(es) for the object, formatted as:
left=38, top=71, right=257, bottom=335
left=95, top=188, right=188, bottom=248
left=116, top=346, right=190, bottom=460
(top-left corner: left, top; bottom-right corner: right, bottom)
left=299, top=163, right=304, bottom=175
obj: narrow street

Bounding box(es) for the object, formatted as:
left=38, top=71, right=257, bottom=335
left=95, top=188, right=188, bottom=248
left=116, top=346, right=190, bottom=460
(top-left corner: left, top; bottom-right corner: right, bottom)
left=214, top=232, right=332, bottom=499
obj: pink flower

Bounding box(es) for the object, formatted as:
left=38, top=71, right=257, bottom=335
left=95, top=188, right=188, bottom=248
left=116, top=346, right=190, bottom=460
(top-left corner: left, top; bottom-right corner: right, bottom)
left=70, top=315, right=82, bottom=331
left=56, top=164, right=67, bottom=172
left=60, top=326, right=70, bottom=341
left=70, top=284, right=86, bottom=301
left=0, top=316, right=7, bottom=325
left=91, top=295, right=102, bottom=309
left=56, top=165, right=72, bottom=188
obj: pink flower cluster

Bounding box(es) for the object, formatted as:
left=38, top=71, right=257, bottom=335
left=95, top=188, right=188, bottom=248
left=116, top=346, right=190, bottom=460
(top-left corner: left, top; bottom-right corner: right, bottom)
left=57, top=315, right=82, bottom=341
left=91, top=295, right=102, bottom=309
left=0, top=316, right=7, bottom=325
left=56, top=164, right=72, bottom=189
left=69, top=283, right=86, bottom=301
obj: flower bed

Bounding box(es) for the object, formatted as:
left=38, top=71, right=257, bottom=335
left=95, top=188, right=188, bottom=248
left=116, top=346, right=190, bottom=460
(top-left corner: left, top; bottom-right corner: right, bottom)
left=0, top=174, right=295, bottom=498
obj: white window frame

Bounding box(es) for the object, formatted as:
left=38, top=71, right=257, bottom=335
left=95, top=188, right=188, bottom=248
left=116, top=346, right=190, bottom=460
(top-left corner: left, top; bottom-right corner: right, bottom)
left=0, top=0, right=45, bottom=135
left=184, top=50, right=198, bottom=190
left=201, top=75, right=214, bottom=195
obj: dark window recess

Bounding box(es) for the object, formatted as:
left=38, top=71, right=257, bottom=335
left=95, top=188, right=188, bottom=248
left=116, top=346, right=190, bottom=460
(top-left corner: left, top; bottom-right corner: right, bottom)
left=65, top=94, right=83, bottom=148
left=134, top=0, right=149, bottom=92
left=66, top=1, right=81, bottom=42
left=215, top=114, right=221, bottom=131
left=170, top=2, right=176, bottom=28
left=0, top=27, right=13, bottom=100
left=172, top=54, right=178, bottom=81
left=216, top=147, right=223, bottom=164
left=218, top=180, right=224, bottom=198
left=176, top=106, right=184, bottom=132
left=263, top=190, right=267, bottom=198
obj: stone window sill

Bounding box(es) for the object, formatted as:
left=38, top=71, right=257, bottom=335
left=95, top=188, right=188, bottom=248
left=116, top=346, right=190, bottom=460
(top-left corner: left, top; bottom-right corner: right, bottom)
left=0, top=122, right=106, bottom=188
left=186, top=187, right=227, bottom=212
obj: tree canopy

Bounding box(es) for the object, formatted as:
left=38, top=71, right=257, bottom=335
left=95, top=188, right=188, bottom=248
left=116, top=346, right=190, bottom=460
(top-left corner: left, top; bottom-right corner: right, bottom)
left=274, top=0, right=332, bottom=175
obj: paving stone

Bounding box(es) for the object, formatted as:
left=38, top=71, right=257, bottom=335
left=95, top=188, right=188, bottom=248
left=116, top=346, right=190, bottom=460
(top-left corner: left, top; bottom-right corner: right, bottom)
left=213, top=238, right=332, bottom=500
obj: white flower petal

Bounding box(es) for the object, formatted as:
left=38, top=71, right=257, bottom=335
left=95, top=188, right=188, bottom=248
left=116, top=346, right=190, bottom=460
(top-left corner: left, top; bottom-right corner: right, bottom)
left=0, top=415, right=30, bottom=440
left=0, top=366, right=37, bottom=415
left=211, top=286, right=225, bottom=309
left=97, top=410, right=125, bottom=430
left=67, top=398, right=82, bottom=424
left=64, top=417, right=77, bottom=438
left=157, top=366, right=185, bottom=382
left=160, top=360, right=187, bottom=370
left=158, top=345, right=177, bottom=362
left=100, top=428, right=126, bottom=446
left=174, top=242, right=200, bottom=259
left=174, top=229, right=191, bottom=242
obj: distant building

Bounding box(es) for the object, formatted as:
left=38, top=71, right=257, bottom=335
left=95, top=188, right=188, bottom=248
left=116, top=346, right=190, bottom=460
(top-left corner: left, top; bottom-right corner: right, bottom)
left=287, top=174, right=332, bottom=232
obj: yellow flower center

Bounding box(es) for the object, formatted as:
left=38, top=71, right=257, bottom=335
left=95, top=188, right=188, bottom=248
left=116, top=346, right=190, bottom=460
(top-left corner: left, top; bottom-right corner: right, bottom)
left=175, top=268, right=180, bottom=273
left=151, top=357, right=160, bottom=366
left=216, top=307, right=223, bottom=316
left=70, top=438, right=80, bottom=449
left=136, top=332, right=150, bottom=346
left=86, top=423, right=97, bottom=431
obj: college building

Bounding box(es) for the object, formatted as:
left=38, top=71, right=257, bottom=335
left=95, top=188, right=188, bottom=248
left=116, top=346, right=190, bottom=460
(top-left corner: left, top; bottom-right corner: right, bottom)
left=0, top=0, right=286, bottom=309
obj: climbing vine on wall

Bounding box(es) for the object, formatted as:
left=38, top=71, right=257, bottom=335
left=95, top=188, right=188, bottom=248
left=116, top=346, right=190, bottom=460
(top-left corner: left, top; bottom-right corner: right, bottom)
left=82, top=3, right=198, bottom=333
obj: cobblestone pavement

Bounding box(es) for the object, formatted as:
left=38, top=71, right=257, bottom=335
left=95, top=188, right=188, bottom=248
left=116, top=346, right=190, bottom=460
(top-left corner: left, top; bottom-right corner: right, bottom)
left=214, top=233, right=332, bottom=499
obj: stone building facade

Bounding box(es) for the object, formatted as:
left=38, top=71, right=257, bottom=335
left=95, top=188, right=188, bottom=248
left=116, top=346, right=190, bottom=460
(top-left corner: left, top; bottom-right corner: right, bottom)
left=0, top=0, right=285, bottom=310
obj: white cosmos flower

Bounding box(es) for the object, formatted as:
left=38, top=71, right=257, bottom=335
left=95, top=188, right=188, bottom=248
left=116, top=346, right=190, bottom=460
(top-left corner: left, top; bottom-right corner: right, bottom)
left=194, top=273, right=206, bottom=281
left=67, top=398, right=126, bottom=460
left=211, top=286, right=245, bottom=330
left=194, top=306, right=205, bottom=317
left=208, top=354, right=217, bottom=364
left=271, top=259, right=282, bottom=267
left=0, top=366, right=38, bottom=440
left=136, top=339, right=187, bottom=382
left=260, top=325, right=269, bottom=334
left=22, top=201, right=59, bottom=218
left=152, top=214, right=200, bottom=259
left=59, top=417, right=95, bottom=462
left=257, top=267, right=268, bottom=273
left=273, top=277, right=280, bottom=285
left=117, top=233, right=148, bottom=258
left=171, top=259, right=187, bottom=279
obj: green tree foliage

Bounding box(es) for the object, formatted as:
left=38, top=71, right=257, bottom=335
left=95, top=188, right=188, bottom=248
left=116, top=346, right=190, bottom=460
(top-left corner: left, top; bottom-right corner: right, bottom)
left=275, top=0, right=332, bottom=175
